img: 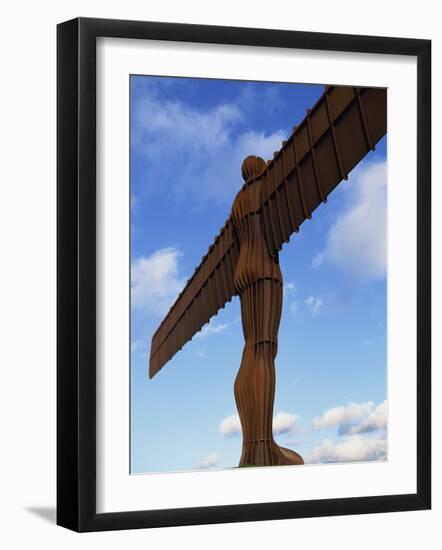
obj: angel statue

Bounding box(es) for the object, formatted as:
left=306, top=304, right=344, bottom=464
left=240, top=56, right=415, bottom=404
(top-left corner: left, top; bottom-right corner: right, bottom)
left=148, top=85, right=386, bottom=467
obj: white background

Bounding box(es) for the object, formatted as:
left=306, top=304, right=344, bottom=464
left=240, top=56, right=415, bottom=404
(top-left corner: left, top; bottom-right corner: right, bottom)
left=0, top=1, right=439, bottom=548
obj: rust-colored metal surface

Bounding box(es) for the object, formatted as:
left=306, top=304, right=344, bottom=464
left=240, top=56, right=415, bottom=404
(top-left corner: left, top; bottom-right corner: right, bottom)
left=232, top=155, right=304, bottom=465
left=148, top=85, right=387, bottom=466
left=149, top=216, right=239, bottom=375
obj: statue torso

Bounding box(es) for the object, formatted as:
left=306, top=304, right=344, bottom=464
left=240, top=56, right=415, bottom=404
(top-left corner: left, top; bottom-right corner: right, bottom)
left=232, top=179, right=282, bottom=295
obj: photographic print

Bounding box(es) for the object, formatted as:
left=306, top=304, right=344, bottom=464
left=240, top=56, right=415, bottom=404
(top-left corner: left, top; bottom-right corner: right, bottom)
left=130, top=76, right=387, bottom=474
left=57, top=17, right=431, bottom=531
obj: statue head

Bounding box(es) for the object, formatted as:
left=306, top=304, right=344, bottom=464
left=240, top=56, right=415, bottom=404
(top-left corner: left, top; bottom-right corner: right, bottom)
left=241, top=155, right=267, bottom=182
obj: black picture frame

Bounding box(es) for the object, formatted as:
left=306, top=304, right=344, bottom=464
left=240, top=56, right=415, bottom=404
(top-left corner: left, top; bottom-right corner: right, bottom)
left=57, top=17, right=431, bottom=532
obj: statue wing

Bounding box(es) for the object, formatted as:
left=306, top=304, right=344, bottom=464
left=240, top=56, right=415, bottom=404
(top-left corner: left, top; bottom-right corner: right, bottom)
left=149, top=216, right=239, bottom=378
left=257, top=85, right=387, bottom=256
left=148, top=85, right=387, bottom=378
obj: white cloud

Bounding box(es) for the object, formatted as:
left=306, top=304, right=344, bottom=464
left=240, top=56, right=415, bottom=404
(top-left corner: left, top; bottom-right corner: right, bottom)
left=133, top=87, right=287, bottom=205
left=284, top=285, right=323, bottom=319
left=194, top=452, right=219, bottom=470
left=289, top=301, right=300, bottom=318
left=273, top=412, right=299, bottom=435
left=131, top=247, right=186, bottom=316
left=195, top=320, right=230, bottom=339
left=219, top=414, right=242, bottom=437
left=307, top=436, right=387, bottom=464
left=137, top=98, right=241, bottom=152
left=283, top=282, right=302, bottom=319
left=312, top=401, right=374, bottom=431
left=283, top=282, right=297, bottom=298
left=349, top=400, right=388, bottom=435
left=312, top=400, right=388, bottom=437
left=305, top=295, right=323, bottom=316
left=219, top=411, right=300, bottom=437
left=312, top=252, right=324, bottom=269
left=319, top=159, right=387, bottom=281
left=131, top=340, right=146, bottom=353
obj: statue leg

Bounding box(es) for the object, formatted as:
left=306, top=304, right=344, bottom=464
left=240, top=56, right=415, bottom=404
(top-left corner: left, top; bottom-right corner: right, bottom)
left=234, top=279, right=303, bottom=466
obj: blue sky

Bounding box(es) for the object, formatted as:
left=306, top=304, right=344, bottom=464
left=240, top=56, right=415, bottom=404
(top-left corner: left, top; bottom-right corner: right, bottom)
left=130, top=75, right=388, bottom=473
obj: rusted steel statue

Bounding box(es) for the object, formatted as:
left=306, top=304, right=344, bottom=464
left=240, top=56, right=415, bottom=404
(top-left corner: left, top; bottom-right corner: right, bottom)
left=148, top=85, right=387, bottom=467
left=232, top=155, right=303, bottom=465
